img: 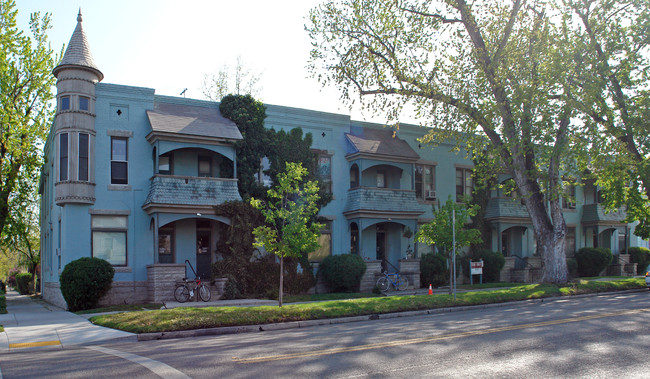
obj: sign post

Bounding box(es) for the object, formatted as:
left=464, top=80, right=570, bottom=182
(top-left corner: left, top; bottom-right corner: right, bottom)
left=470, top=259, right=484, bottom=285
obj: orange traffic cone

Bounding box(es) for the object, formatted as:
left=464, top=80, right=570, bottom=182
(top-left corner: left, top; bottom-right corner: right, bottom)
left=428, top=284, right=433, bottom=295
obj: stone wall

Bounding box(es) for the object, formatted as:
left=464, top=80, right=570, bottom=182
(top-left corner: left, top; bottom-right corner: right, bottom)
left=98, top=281, right=149, bottom=306
left=500, top=257, right=516, bottom=282
left=146, top=264, right=186, bottom=302
left=42, top=281, right=67, bottom=309
left=399, top=259, right=420, bottom=289
left=360, top=260, right=382, bottom=292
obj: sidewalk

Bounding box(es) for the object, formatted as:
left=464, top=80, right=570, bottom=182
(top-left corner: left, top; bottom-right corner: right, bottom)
left=0, top=290, right=136, bottom=353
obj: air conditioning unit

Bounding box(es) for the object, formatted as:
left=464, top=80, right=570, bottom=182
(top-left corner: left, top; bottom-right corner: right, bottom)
left=425, top=190, right=437, bottom=200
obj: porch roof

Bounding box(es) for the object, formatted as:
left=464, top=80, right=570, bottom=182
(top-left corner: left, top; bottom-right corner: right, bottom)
left=345, top=128, right=419, bottom=161
left=147, top=101, right=242, bottom=141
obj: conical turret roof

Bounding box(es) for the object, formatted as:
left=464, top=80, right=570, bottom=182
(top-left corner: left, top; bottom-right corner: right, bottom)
left=53, top=10, right=103, bottom=81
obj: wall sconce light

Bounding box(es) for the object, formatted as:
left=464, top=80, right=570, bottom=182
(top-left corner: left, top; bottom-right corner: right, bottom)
left=322, top=132, right=326, bottom=137
left=418, top=143, right=421, bottom=149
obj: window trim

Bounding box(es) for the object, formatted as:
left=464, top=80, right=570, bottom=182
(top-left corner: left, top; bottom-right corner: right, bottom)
left=455, top=167, right=473, bottom=202
left=158, top=225, right=175, bottom=264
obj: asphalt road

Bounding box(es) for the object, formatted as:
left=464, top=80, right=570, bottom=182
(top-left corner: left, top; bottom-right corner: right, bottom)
left=1, top=291, right=648, bottom=378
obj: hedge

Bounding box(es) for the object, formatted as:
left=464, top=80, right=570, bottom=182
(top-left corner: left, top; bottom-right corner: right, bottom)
left=576, top=247, right=612, bottom=277
left=15, top=273, right=32, bottom=295
left=318, top=254, right=366, bottom=292
left=60, top=257, right=114, bottom=311
left=628, top=247, right=650, bottom=274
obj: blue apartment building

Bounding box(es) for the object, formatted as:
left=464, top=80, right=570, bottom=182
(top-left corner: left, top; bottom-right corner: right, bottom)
left=40, top=13, right=648, bottom=308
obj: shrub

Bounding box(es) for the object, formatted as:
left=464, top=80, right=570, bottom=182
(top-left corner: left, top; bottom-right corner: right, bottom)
left=60, top=257, right=114, bottom=311
left=318, top=254, right=366, bottom=292
left=420, top=253, right=449, bottom=288
left=221, top=274, right=242, bottom=300
left=0, top=280, right=6, bottom=294
left=628, top=247, right=650, bottom=274
left=15, top=273, right=32, bottom=295
left=460, top=250, right=505, bottom=283
left=575, top=247, right=612, bottom=277
left=0, top=295, right=5, bottom=314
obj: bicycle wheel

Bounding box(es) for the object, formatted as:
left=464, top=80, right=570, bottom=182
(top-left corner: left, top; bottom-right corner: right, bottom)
left=199, top=284, right=211, bottom=302
left=397, top=276, right=409, bottom=291
left=376, top=277, right=390, bottom=292
left=174, top=285, right=189, bottom=303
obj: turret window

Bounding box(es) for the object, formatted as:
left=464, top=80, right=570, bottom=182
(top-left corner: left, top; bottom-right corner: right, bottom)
left=59, top=133, right=68, bottom=181
left=111, top=137, right=128, bottom=184
left=79, top=96, right=89, bottom=111
left=79, top=133, right=89, bottom=181
left=60, top=96, right=70, bottom=111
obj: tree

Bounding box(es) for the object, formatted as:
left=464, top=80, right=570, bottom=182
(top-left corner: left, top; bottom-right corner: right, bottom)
left=308, top=0, right=581, bottom=283
left=251, top=162, right=322, bottom=306
left=2, top=191, right=40, bottom=294
left=561, top=0, right=650, bottom=238
left=0, top=1, right=57, bottom=241
left=202, top=56, right=262, bottom=101
left=416, top=197, right=482, bottom=293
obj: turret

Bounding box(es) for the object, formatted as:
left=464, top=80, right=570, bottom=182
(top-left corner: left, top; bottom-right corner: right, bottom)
left=53, top=10, right=103, bottom=205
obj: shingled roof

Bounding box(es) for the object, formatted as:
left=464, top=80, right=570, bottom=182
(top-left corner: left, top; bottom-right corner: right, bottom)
left=52, top=10, right=103, bottom=81
left=346, top=128, right=419, bottom=161
left=147, top=101, right=242, bottom=141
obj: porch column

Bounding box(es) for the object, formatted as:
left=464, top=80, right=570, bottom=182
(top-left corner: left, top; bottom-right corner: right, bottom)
left=153, top=215, right=159, bottom=264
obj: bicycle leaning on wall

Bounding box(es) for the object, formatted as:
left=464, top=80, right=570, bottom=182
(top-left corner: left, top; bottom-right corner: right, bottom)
left=376, top=270, right=408, bottom=293
left=174, top=276, right=211, bottom=302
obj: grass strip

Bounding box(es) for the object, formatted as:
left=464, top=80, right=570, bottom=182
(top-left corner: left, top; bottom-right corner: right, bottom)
left=90, top=278, right=646, bottom=334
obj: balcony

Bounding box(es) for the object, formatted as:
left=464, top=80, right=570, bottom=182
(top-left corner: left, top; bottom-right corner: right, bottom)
left=581, top=203, right=627, bottom=224
left=142, top=175, right=241, bottom=213
left=484, top=197, right=530, bottom=221
left=343, top=187, right=424, bottom=218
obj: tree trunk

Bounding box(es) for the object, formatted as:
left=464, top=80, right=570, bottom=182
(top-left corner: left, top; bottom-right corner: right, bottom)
left=519, top=178, right=569, bottom=284
left=279, top=255, right=284, bottom=307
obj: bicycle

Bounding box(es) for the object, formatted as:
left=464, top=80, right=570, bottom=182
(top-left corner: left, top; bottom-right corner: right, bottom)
left=376, top=271, right=408, bottom=292
left=173, top=276, right=211, bottom=302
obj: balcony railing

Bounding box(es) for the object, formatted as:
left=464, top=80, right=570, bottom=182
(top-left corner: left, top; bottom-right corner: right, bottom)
left=581, top=203, right=626, bottom=224
left=344, top=187, right=424, bottom=216
left=484, top=197, right=530, bottom=220
left=143, top=175, right=241, bottom=209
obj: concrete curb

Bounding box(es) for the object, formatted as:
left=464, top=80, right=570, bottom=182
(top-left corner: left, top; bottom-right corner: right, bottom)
left=136, top=288, right=647, bottom=342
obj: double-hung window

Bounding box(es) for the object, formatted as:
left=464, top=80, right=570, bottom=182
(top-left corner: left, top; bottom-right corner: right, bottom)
left=111, top=137, right=128, bottom=184
left=456, top=168, right=473, bottom=202
left=317, top=155, right=332, bottom=193
left=198, top=156, right=211, bottom=177
left=92, top=215, right=127, bottom=266
left=78, top=133, right=89, bottom=181
left=415, top=164, right=436, bottom=200
left=59, top=133, right=68, bottom=181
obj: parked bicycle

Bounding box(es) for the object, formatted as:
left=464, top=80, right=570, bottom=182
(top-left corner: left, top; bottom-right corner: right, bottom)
left=376, top=271, right=408, bottom=292
left=173, top=276, right=211, bottom=302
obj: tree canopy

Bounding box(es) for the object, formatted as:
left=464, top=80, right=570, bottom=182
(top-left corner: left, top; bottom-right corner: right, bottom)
left=0, top=0, right=57, bottom=249
left=561, top=0, right=650, bottom=238
left=308, top=0, right=580, bottom=283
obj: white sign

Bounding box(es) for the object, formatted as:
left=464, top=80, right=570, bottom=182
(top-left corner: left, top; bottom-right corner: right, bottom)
left=470, top=260, right=483, bottom=275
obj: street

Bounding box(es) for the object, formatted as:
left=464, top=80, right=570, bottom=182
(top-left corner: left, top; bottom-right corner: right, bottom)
left=1, top=291, right=648, bottom=378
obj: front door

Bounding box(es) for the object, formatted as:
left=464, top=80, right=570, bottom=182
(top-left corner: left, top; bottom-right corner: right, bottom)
left=376, top=229, right=386, bottom=272
left=196, top=222, right=211, bottom=279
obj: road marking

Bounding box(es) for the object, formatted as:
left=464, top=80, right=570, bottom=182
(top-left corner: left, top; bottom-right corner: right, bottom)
left=9, top=341, right=61, bottom=349
left=233, top=307, right=649, bottom=364
left=86, top=346, right=190, bottom=379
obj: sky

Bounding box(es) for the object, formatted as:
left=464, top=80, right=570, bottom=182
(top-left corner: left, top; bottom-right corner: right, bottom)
left=15, top=0, right=388, bottom=122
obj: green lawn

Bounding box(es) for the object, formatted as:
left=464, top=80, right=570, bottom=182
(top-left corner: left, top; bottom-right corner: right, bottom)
left=90, top=278, right=646, bottom=334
